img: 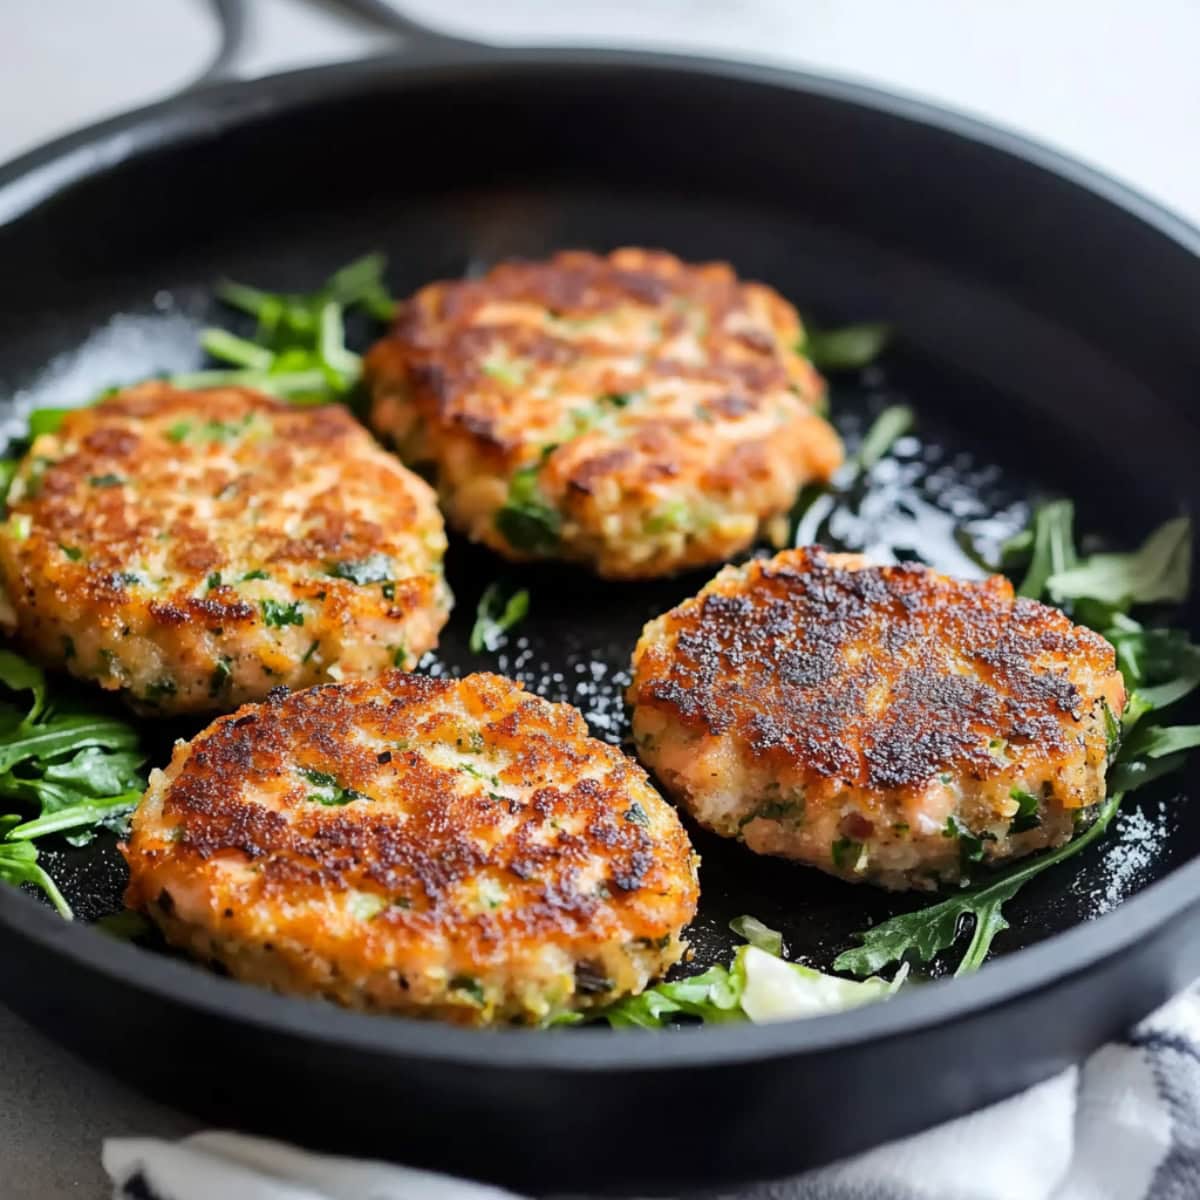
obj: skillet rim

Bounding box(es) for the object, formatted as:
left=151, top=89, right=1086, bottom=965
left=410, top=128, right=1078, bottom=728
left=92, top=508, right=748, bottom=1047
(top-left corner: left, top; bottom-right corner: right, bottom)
left=0, top=43, right=1199, bottom=1073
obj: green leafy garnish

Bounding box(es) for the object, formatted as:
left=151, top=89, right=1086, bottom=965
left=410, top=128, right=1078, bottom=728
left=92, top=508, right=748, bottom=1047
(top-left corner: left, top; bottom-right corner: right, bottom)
left=1017, top=499, right=1077, bottom=599
left=835, top=789, right=1123, bottom=978
left=495, top=466, right=561, bottom=554
left=728, top=913, right=783, bottom=956
left=802, top=322, right=891, bottom=372
left=1009, top=788, right=1041, bottom=834
left=172, top=253, right=395, bottom=406
left=0, top=651, right=148, bottom=914
left=1047, top=516, right=1190, bottom=608
left=856, top=404, right=914, bottom=472
left=568, top=916, right=902, bottom=1028
left=260, top=599, right=305, bottom=628
left=469, top=582, right=531, bottom=653
left=300, top=767, right=370, bottom=807
left=327, top=553, right=394, bottom=586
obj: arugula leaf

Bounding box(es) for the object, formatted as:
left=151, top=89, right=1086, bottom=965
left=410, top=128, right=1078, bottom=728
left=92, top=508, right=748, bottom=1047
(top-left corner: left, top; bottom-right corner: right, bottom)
left=0, top=649, right=150, bottom=917
left=728, top=913, right=784, bottom=956
left=0, top=649, right=46, bottom=722
left=7, top=793, right=139, bottom=842
left=802, top=323, right=891, bottom=372
left=470, top=583, right=531, bottom=653
left=834, top=788, right=1124, bottom=978
left=1104, top=618, right=1200, bottom=716
left=1017, top=500, right=1077, bottom=599
left=177, top=254, right=396, bottom=406
left=198, top=328, right=274, bottom=371
left=856, top=405, right=914, bottom=472
left=568, top=916, right=902, bottom=1028
left=1047, top=516, right=1190, bottom=608
left=0, top=840, right=70, bottom=919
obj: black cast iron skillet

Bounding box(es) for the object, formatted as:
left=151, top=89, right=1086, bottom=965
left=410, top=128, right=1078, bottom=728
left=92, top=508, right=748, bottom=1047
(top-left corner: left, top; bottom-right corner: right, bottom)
left=1, top=17, right=1200, bottom=1196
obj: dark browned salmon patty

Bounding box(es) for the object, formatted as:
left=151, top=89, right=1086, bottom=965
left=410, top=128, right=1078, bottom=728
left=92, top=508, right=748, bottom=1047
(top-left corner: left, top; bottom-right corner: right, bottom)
left=628, top=548, right=1126, bottom=890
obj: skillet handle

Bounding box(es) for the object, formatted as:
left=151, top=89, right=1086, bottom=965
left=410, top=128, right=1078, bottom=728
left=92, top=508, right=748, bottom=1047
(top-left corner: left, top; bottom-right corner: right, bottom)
left=196, top=0, right=478, bottom=89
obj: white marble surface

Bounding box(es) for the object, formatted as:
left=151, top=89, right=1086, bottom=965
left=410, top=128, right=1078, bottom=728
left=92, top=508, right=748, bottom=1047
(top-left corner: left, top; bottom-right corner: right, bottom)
left=0, top=2, right=1198, bottom=1196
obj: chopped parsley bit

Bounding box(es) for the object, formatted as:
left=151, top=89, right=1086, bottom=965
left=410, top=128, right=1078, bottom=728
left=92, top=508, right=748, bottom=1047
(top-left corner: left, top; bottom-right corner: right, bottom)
left=944, top=816, right=987, bottom=867
left=260, top=599, right=304, bottom=628
left=599, top=391, right=634, bottom=408
left=495, top=466, right=561, bottom=554
left=349, top=892, right=387, bottom=921
left=477, top=878, right=506, bottom=910
left=300, top=767, right=370, bottom=807
left=1009, top=787, right=1041, bottom=834
left=754, top=799, right=804, bottom=823
left=623, top=802, right=651, bottom=828
left=831, top=837, right=864, bottom=870
left=327, top=553, right=394, bottom=585
left=469, top=582, right=531, bottom=653
left=112, top=572, right=142, bottom=587
left=89, top=474, right=124, bottom=488
left=481, top=358, right=527, bottom=387
left=381, top=582, right=395, bottom=601
left=644, top=499, right=689, bottom=535
left=450, top=975, right=486, bottom=1006
left=6, top=513, right=31, bottom=541
left=460, top=762, right=500, bottom=786
left=240, top=569, right=269, bottom=582
left=301, top=640, right=319, bottom=664
left=206, top=572, right=222, bottom=591
left=199, top=415, right=254, bottom=443
left=1103, top=700, right=1122, bottom=761
left=209, top=657, right=232, bottom=697
left=392, top=645, right=408, bottom=668
left=165, top=421, right=191, bottom=444
left=59, top=544, right=83, bottom=561
left=144, top=678, right=177, bottom=701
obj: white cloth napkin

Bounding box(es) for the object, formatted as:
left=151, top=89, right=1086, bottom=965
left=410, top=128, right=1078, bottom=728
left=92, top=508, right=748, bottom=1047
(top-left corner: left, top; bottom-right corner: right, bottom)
left=103, top=984, right=1200, bottom=1200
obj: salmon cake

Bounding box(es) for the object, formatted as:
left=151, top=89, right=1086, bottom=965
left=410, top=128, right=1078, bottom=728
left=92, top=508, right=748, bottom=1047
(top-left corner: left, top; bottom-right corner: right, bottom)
left=365, top=248, right=843, bottom=579
left=0, top=383, right=450, bottom=714
left=122, top=671, right=699, bottom=1025
left=628, top=547, right=1126, bottom=891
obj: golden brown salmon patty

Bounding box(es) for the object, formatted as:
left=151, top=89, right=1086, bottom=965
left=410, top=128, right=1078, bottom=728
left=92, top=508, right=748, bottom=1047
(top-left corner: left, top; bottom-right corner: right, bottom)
left=365, top=248, right=843, bottom=579
left=0, top=384, right=450, bottom=714
left=628, top=548, right=1126, bottom=891
left=122, top=671, right=699, bottom=1025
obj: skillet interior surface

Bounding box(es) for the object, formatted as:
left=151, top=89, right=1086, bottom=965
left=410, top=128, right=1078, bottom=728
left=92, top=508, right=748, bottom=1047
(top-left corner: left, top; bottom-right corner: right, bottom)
left=1, top=49, right=1199, bottom=1192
